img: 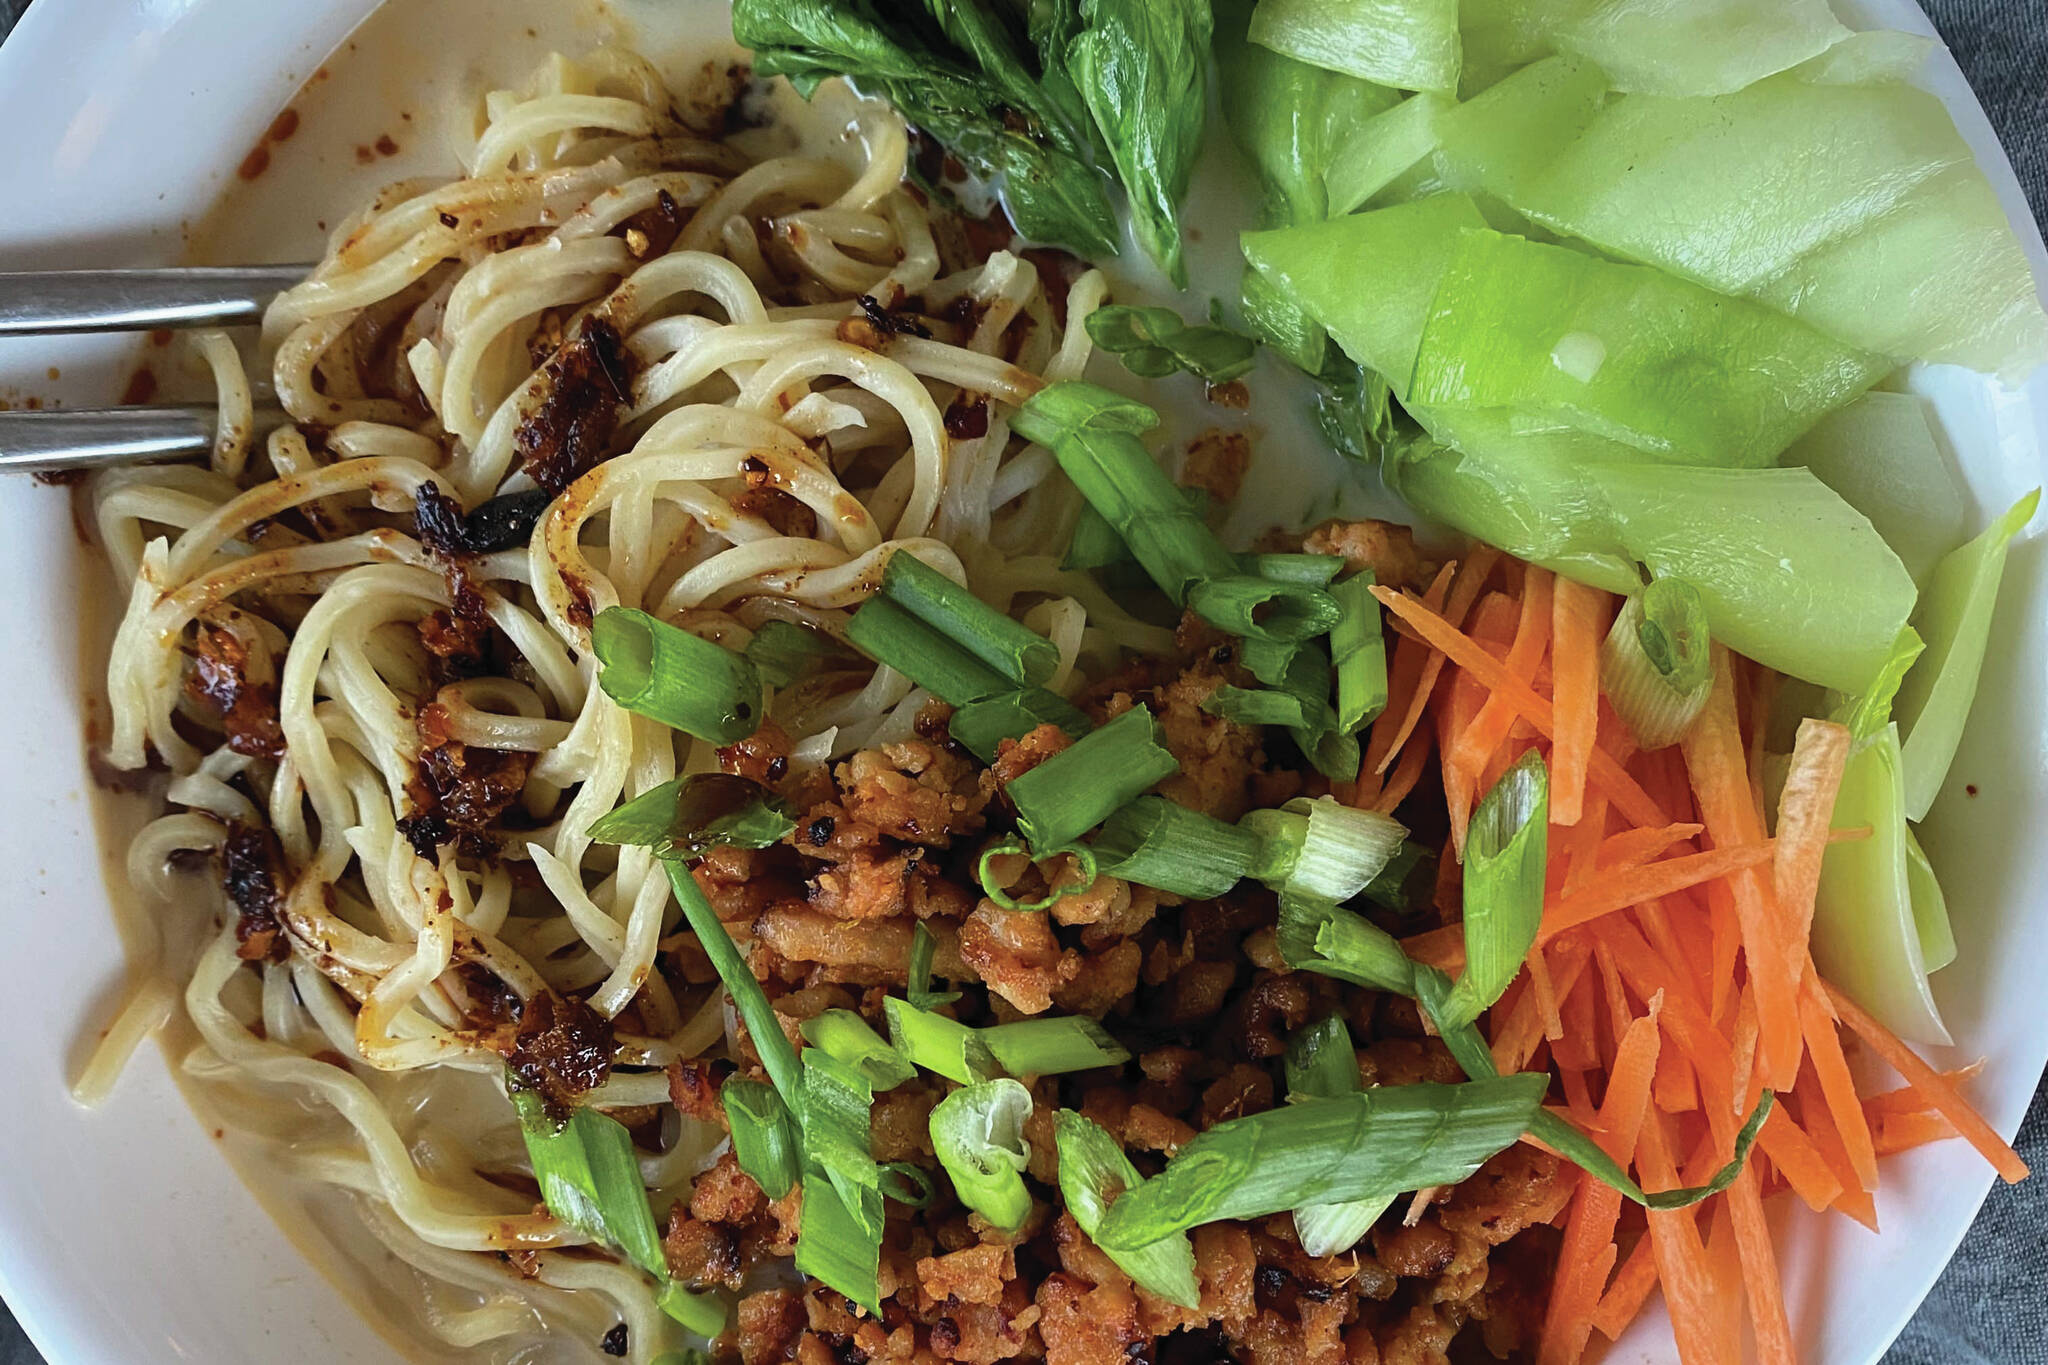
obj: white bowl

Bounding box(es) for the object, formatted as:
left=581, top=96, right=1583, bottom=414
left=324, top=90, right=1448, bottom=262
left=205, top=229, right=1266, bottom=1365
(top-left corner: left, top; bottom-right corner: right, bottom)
left=0, top=1, right=2041, bottom=1362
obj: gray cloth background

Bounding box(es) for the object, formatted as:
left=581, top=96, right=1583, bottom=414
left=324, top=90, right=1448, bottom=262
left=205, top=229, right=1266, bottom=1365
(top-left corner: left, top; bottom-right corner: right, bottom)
left=0, top=0, right=2040, bottom=1359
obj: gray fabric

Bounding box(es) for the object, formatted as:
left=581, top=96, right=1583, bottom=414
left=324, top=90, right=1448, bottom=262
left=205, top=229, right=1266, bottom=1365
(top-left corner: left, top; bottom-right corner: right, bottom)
left=0, top=0, right=2041, bottom=1361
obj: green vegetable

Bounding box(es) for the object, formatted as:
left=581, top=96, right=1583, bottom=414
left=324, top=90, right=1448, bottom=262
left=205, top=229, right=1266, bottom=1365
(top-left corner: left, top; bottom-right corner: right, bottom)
left=720, top=1078, right=799, bottom=1200
left=1830, top=627, right=1925, bottom=746
left=1809, top=723, right=1951, bottom=1046
left=799, top=1010, right=917, bottom=1092
left=982, top=1015, right=1131, bottom=1076
left=1086, top=305, right=1256, bottom=384
left=1277, top=894, right=1419, bottom=994
left=845, top=597, right=1012, bottom=707
left=930, top=1080, right=1035, bottom=1233
left=1357, top=839, right=1438, bottom=915
left=744, top=619, right=848, bottom=689
left=590, top=774, right=795, bottom=862
left=655, top=1280, right=729, bottom=1338
left=1601, top=578, right=1714, bottom=749
left=509, top=1082, right=670, bottom=1279
left=1330, top=573, right=1389, bottom=733
left=1068, top=0, right=1212, bottom=285
left=796, top=1169, right=884, bottom=1315
left=1203, top=684, right=1337, bottom=732
left=883, top=997, right=999, bottom=1085
left=1283, top=1018, right=1392, bottom=1255
left=1244, top=798, right=1408, bottom=904
left=662, top=863, right=803, bottom=1102
left=1054, top=1111, right=1200, bottom=1307
left=1091, top=795, right=1263, bottom=899
left=1905, top=826, right=1957, bottom=973
left=1408, top=230, right=1887, bottom=468
left=1013, top=383, right=1241, bottom=605
left=1439, top=752, right=1549, bottom=1029
left=1186, top=575, right=1342, bottom=643
left=1094, top=1077, right=1549, bottom=1250
left=592, top=607, right=763, bottom=745
left=907, top=921, right=960, bottom=1011
left=1326, top=92, right=1454, bottom=215
left=801, top=1051, right=882, bottom=1235
left=1895, top=490, right=2038, bottom=819
left=1003, top=705, right=1181, bottom=855
left=949, top=688, right=1095, bottom=763
left=1246, top=553, right=1346, bottom=586
left=1548, top=0, right=1849, bottom=97
left=1247, top=0, right=1461, bottom=94
left=879, top=551, right=1058, bottom=688
left=732, top=0, right=1118, bottom=258
left=878, top=1162, right=938, bottom=1208
left=1786, top=392, right=1970, bottom=586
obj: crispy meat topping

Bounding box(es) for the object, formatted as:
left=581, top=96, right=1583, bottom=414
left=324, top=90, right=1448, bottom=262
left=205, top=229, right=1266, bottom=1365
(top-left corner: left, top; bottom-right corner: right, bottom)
left=220, top=822, right=290, bottom=963
left=505, top=992, right=615, bottom=1109
left=514, top=318, right=633, bottom=494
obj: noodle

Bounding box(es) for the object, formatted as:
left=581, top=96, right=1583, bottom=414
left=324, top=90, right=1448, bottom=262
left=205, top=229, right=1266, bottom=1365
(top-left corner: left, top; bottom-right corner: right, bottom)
left=82, top=49, right=1105, bottom=1364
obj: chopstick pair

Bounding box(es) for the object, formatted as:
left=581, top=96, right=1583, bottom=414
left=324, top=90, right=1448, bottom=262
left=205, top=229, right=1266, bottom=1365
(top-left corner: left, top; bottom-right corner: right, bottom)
left=0, top=265, right=308, bottom=473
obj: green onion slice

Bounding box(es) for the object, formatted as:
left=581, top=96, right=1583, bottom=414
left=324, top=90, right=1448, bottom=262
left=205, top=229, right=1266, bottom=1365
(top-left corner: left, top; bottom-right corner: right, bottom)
left=509, top=1078, right=669, bottom=1279
left=744, top=619, right=849, bottom=689
left=592, top=607, right=763, bottom=745
left=1239, top=636, right=1307, bottom=688
left=1093, top=1076, right=1550, bottom=1251
left=1600, top=577, right=1714, bottom=750
left=590, top=774, right=794, bottom=861
left=1331, top=573, right=1389, bottom=733
left=878, top=1162, right=937, bottom=1208
left=950, top=688, right=1094, bottom=763
left=1004, top=706, right=1181, bottom=856
left=1293, top=725, right=1363, bottom=785
left=977, top=837, right=1101, bottom=914
left=1244, top=552, right=1345, bottom=586
left=800, top=1050, right=881, bottom=1232
left=883, top=997, right=999, bottom=1085
left=1244, top=797, right=1406, bottom=903
left=661, top=862, right=801, bottom=1102
left=1357, top=839, right=1438, bottom=915
left=1187, top=574, right=1343, bottom=643
left=796, top=1168, right=884, bottom=1314
left=907, top=921, right=960, bottom=1011
left=719, top=1078, right=799, bottom=1200
left=1053, top=1111, right=1201, bottom=1308
left=655, top=1280, right=728, bottom=1337
left=1091, top=795, right=1260, bottom=899
left=1440, top=751, right=1549, bottom=1030
left=1283, top=1017, right=1390, bottom=1257
left=799, top=1010, right=916, bottom=1092
left=981, top=1016, right=1130, bottom=1076
left=879, top=550, right=1058, bottom=688
left=1013, top=383, right=1241, bottom=605
left=1276, top=895, right=1420, bottom=995
left=845, top=597, right=1012, bottom=707
left=930, top=1080, right=1036, bottom=1233
left=1203, top=684, right=1337, bottom=731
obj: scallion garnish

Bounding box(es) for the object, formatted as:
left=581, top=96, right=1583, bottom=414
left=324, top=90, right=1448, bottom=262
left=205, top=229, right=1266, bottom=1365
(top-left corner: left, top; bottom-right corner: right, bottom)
left=1053, top=1111, right=1201, bottom=1308
left=1242, top=797, right=1407, bottom=903
left=744, top=619, right=848, bottom=689
left=590, top=774, right=794, bottom=862
left=1276, top=895, right=1419, bottom=994
left=1331, top=573, right=1389, bottom=733
left=661, top=862, right=802, bottom=1102
left=1084, top=304, right=1258, bottom=384
left=1202, top=684, right=1337, bottom=731
left=930, top=1080, right=1036, bottom=1233
left=1091, top=795, right=1261, bottom=899
left=1013, top=383, right=1241, bottom=606
left=1245, top=552, right=1346, bottom=586
left=1239, top=635, right=1306, bottom=688
left=1003, top=706, right=1181, bottom=856
left=1283, top=1018, right=1392, bottom=1256
left=1186, top=574, right=1343, bottom=643
left=796, top=1170, right=884, bottom=1314
left=1356, top=839, right=1437, bottom=914
left=845, top=597, right=1012, bottom=707
left=1292, top=725, right=1363, bottom=784
left=907, top=921, right=960, bottom=1011
left=654, top=1280, right=729, bottom=1338
left=949, top=688, right=1094, bottom=762
left=801, top=1051, right=881, bottom=1220
left=592, top=606, right=764, bottom=745
left=1092, top=1076, right=1550, bottom=1251
left=883, top=997, right=999, bottom=1085
left=1600, top=576, right=1714, bottom=750
left=878, top=1162, right=938, bottom=1208
left=1439, top=752, right=1549, bottom=1030
left=799, top=1010, right=917, bottom=1092
left=878, top=551, right=1058, bottom=688
left=981, top=1016, right=1131, bottom=1076
left=719, top=1078, right=799, bottom=1200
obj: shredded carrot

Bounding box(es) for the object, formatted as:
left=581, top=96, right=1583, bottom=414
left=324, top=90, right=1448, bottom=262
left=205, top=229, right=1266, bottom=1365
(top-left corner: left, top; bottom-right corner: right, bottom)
left=1590, top=1237, right=1659, bottom=1342
left=1727, top=1163, right=1796, bottom=1365
left=1798, top=983, right=1878, bottom=1192
left=1527, top=944, right=1565, bottom=1043
left=1372, top=552, right=1497, bottom=776
left=1540, top=841, right=1777, bottom=942
left=1492, top=939, right=1593, bottom=1075
left=1822, top=980, right=2028, bottom=1182
left=1681, top=647, right=1802, bottom=1092
left=1637, top=1110, right=1733, bottom=1365
left=1452, top=566, right=1553, bottom=790
left=1704, top=879, right=1741, bottom=1026
left=1438, top=654, right=1493, bottom=856
left=1701, top=1200, right=1747, bottom=1365
left=1364, top=562, right=1456, bottom=779
left=1549, top=577, right=1608, bottom=826
left=1772, top=718, right=1853, bottom=990
left=1873, top=1108, right=1962, bottom=1156
left=1791, top=1072, right=1881, bottom=1232
left=1371, top=734, right=1432, bottom=813
left=1862, top=1062, right=1987, bottom=1124
left=1370, top=585, right=1670, bottom=827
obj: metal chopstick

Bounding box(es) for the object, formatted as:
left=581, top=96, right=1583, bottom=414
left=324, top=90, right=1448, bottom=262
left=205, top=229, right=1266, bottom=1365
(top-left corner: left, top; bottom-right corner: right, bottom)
left=0, top=264, right=313, bottom=336
left=0, top=406, right=287, bottom=474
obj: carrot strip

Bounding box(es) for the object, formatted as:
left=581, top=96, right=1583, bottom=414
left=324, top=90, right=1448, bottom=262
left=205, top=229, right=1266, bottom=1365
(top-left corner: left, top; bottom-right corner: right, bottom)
left=1438, top=657, right=1492, bottom=857
left=1702, top=1200, right=1746, bottom=1365
left=1636, top=1110, right=1733, bottom=1365
left=1798, top=984, right=1878, bottom=1192
left=1553, top=958, right=1602, bottom=1075
left=1371, top=733, right=1433, bottom=814
left=1862, top=1062, right=1987, bottom=1124
left=1549, top=577, right=1608, bottom=826
left=1527, top=944, right=1565, bottom=1043
left=1791, top=1072, right=1880, bottom=1232
left=1373, top=551, right=1497, bottom=776
left=1823, top=980, right=2029, bottom=1182
left=1492, top=938, right=1593, bottom=1075
left=1654, top=1035, right=1702, bottom=1114
left=1540, top=842, right=1777, bottom=942
left=1371, top=586, right=1669, bottom=827
left=1873, top=1109, right=1961, bottom=1155
left=1590, top=1237, right=1660, bottom=1341
left=1727, top=1163, right=1797, bottom=1365
left=1599, top=823, right=1703, bottom=873
left=1772, top=718, right=1853, bottom=989
left=1704, top=879, right=1741, bottom=1026
left=1364, top=562, right=1455, bottom=778
left=1452, top=566, right=1553, bottom=790
left=1757, top=1103, right=1845, bottom=1213
left=1681, top=647, right=1801, bottom=1092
